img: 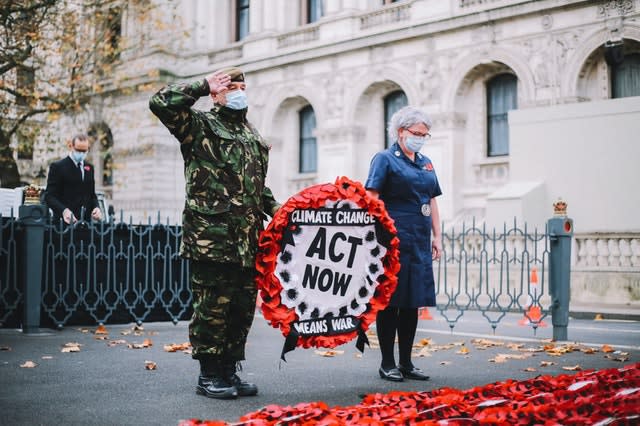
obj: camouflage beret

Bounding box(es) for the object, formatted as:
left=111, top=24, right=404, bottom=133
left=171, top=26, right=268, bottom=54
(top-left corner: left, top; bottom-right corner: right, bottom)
left=217, top=66, right=245, bottom=82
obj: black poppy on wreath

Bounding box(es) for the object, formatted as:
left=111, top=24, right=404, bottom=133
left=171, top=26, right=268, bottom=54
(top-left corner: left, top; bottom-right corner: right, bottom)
left=255, top=177, right=400, bottom=360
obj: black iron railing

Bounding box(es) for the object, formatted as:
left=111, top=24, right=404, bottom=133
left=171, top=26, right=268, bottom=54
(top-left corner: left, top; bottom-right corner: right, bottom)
left=1, top=205, right=191, bottom=329
left=1, top=205, right=573, bottom=339
left=436, top=219, right=549, bottom=331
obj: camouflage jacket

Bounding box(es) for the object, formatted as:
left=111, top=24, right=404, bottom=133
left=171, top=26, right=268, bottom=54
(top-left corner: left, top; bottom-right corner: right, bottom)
left=149, top=79, right=279, bottom=267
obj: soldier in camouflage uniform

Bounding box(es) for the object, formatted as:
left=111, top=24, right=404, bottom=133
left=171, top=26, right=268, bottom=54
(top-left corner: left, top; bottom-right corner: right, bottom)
left=149, top=67, right=280, bottom=399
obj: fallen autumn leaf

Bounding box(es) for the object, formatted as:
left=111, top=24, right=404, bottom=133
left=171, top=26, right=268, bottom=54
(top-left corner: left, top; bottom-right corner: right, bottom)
left=61, top=342, right=81, bottom=353
left=601, top=344, right=615, bottom=353
left=164, top=343, right=191, bottom=352
left=20, top=361, right=37, bottom=368
left=314, top=350, right=344, bottom=357
left=562, top=365, right=582, bottom=371
left=414, top=338, right=431, bottom=348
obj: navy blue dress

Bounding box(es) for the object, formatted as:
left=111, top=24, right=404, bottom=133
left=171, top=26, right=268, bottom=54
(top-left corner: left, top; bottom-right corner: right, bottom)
left=365, top=143, right=442, bottom=308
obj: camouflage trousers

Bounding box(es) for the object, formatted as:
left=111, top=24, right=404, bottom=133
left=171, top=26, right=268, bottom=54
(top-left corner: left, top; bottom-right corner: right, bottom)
left=189, top=261, right=257, bottom=363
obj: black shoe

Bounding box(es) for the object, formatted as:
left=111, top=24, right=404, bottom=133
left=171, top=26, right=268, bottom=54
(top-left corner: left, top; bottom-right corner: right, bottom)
left=226, top=373, right=258, bottom=396
left=378, top=366, right=403, bottom=382
left=196, top=375, right=238, bottom=399
left=398, top=365, right=430, bottom=381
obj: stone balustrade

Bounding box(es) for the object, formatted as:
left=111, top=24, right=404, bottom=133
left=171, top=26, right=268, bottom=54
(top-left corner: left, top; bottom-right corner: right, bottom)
left=208, top=45, right=243, bottom=64
left=360, top=1, right=412, bottom=30
left=574, top=233, right=640, bottom=270
left=277, top=25, right=320, bottom=49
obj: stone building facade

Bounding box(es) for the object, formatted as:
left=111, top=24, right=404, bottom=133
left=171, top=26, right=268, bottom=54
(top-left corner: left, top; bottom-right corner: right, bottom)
left=34, top=0, right=640, bottom=306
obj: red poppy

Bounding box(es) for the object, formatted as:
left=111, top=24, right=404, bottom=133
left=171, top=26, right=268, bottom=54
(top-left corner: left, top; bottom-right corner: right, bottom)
left=425, top=163, right=434, bottom=171
left=84, top=165, right=91, bottom=171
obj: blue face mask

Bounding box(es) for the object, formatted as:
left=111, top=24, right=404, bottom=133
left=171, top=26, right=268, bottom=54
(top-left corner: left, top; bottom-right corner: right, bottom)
left=224, top=90, right=248, bottom=110
left=404, top=136, right=426, bottom=153
left=72, top=150, right=87, bottom=163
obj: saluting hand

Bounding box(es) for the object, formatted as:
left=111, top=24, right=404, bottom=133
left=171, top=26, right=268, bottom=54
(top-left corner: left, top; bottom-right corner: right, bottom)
left=205, top=71, right=231, bottom=96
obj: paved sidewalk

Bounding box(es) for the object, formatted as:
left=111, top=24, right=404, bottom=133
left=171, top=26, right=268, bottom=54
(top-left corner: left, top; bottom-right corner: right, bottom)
left=1, top=312, right=639, bottom=426
left=570, top=302, right=640, bottom=321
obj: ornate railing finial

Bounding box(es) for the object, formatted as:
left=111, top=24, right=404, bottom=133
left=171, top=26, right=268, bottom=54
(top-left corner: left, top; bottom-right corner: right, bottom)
left=23, top=184, right=42, bottom=205
left=553, top=198, right=567, bottom=217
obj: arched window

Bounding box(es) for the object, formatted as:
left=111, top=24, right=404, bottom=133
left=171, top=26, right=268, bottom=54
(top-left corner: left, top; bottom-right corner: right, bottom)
left=612, top=53, right=640, bottom=98
left=383, top=90, right=407, bottom=148
left=235, top=0, right=250, bottom=41
left=299, top=105, right=317, bottom=173
left=88, top=123, right=114, bottom=187
left=487, top=74, right=517, bottom=157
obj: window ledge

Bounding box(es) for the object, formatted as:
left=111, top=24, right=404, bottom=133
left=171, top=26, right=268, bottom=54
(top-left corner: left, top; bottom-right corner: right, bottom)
left=289, top=173, right=317, bottom=192
left=473, top=155, right=509, bottom=167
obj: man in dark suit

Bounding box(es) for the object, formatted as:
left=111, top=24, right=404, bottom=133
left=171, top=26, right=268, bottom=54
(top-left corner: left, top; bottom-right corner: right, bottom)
left=45, top=134, right=102, bottom=223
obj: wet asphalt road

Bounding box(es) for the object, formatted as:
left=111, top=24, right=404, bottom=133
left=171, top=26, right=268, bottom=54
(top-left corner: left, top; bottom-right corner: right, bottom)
left=1, top=310, right=638, bottom=425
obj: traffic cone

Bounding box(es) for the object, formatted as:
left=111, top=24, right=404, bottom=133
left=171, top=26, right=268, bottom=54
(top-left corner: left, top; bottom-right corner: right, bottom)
left=419, top=307, right=433, bottom=320
left=519, top=266, right=547, bottom=327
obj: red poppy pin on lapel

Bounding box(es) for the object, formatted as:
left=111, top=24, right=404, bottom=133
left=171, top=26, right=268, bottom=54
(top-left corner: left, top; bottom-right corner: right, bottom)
left=84, top=166, right=90, bottom=171
left=425, top=163, right=434, bottom=171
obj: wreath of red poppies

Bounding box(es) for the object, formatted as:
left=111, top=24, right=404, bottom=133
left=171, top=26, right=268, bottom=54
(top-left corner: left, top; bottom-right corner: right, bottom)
left=255, top=176, right=400, bottom=349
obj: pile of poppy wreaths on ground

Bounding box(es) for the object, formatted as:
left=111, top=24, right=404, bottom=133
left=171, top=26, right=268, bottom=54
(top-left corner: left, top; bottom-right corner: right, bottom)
left=181, top=363, right=640, bottom=425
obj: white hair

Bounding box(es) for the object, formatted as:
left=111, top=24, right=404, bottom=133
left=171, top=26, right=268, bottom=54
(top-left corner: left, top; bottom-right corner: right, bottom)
left=387, top=106, right=433, bottom=144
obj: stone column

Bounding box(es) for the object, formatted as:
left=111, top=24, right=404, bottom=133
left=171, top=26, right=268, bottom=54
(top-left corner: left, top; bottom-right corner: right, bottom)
left=430, top=112, right=467, bottom=222
left=249, top=0, right=263, bottom=35
left=315, top=126, right=366, bottom=185
left=324, top=0, right=342, bottom=16
left=263, top=0, right=278, bottom=32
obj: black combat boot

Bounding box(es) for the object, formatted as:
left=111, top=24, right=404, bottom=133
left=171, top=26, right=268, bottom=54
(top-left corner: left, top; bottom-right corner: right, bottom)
left=222, top=361, right=258, bottom=396
left=196, top=359, right=238, bottom=399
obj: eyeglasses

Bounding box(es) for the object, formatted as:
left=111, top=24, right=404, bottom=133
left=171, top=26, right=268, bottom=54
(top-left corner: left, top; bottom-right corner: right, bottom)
left=405, top=128, right=432, bottom=140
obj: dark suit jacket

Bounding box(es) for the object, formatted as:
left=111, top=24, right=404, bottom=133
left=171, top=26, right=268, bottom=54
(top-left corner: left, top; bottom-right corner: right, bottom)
left=45, top=156, right=99, bottom=222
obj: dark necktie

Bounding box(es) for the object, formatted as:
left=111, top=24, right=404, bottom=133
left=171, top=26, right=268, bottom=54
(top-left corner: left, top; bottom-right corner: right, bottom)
left=77, top=162, right=84, bottom=181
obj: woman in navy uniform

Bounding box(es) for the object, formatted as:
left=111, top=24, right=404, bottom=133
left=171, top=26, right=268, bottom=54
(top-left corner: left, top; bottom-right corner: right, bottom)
left=365, top=106, right=442, bottom=382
